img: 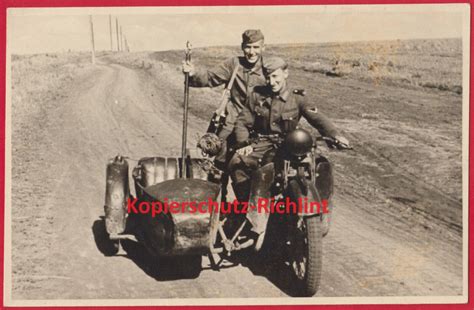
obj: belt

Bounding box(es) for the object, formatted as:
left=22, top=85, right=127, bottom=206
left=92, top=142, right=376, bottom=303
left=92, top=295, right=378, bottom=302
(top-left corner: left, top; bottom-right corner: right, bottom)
left=255, top=133, right=283, bottom=142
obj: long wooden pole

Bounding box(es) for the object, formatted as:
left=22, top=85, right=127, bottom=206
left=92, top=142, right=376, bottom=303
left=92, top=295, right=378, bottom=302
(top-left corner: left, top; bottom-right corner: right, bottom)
left=124, top=36, right=129, bottom=52
left=109, top=15, right=113, bottom=51
left=89, top=16, right=96, bottom=64
left=181, top=41, right=192, bottom=178
left=115, top=18, right=120, bottom=51
left=120, top=26, right=123, bottom=52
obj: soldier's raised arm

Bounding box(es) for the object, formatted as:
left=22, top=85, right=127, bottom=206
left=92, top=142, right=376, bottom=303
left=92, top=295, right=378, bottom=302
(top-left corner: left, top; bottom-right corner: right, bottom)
left=187, top=57, right=235, bottom=88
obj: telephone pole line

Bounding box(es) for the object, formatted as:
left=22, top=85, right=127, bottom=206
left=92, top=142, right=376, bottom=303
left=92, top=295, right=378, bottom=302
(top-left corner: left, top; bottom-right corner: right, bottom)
left=109, top=15, right=113, bottom=51
left=89, top=15, right=96, bottom=64
left=120, top=26, right=123, bottom=52
left=124, top=36, right=129, bottom=52
left=115, top=18, right=120, bottom=51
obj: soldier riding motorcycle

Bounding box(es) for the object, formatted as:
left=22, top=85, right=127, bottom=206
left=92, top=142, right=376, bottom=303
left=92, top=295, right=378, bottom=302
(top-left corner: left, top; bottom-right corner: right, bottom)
left=102, top=51, right=350, bottom=297
left=206, top=57, right=351, bottom=296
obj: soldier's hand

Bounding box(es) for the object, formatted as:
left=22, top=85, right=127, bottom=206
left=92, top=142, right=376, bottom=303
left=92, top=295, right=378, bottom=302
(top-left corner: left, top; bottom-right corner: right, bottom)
left=182, top=60, right=195, bottom=76
left=236, top=145, right=253, bottom=156
left=334, top=135, right=351, bottom=149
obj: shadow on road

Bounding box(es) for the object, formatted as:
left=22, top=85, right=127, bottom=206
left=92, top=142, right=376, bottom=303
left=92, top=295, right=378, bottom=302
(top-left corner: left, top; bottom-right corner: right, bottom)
left=92, top=217, right=201, bottom=281
left=223, top=217, right=303, bottom=297
left=92, top=215, right=303, bottom=295
left=92, top=217, right=120, bottom=257
left=240, top=249, right=303, bottom=297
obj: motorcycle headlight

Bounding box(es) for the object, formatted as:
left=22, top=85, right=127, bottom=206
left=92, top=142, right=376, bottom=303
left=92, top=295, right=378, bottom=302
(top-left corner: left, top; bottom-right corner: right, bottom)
left=284, top=129, right=313, bottom=157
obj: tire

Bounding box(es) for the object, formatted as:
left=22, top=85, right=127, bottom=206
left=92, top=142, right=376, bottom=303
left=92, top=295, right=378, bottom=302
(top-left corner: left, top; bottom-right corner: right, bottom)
left=290, top=216, right=323, bottom=297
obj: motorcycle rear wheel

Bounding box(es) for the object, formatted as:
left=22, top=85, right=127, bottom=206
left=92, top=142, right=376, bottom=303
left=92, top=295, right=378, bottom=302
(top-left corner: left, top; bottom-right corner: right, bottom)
left=290, top=216, right=323, bottom=297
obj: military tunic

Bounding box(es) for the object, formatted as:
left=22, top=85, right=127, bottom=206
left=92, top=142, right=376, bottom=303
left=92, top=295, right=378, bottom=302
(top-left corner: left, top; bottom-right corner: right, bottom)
left=189, top=56, right=266, bottom=129
left=190, top=56, right=266, bottom=165
left=229, top=85, right=339, bottom=184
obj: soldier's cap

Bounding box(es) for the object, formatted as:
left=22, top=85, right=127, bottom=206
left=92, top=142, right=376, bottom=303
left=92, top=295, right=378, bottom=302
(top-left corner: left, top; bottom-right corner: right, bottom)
left=242, top=29, right=264, bottom=44
left=263, top=57, right=288, bottom=75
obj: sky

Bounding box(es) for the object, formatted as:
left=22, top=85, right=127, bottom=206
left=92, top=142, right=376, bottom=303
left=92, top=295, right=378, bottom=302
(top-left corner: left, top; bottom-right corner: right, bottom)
left=7, top=4, right=467, bottom=54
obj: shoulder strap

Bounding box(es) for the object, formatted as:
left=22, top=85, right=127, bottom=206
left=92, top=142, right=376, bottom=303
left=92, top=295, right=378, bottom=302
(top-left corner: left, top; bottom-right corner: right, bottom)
left=225, top=57, right=240, bottom=91
left=215, top=58, right=240, bottom=116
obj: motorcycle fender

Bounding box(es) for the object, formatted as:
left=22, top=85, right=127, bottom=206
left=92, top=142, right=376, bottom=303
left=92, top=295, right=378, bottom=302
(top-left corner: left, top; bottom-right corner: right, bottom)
left=104, top=156, right=130, bottom=235
left=287, top=180, right=323, bottom=217
left=315, top=159, right=334, bottom=202
left=246, top=163, right=275, bottom=235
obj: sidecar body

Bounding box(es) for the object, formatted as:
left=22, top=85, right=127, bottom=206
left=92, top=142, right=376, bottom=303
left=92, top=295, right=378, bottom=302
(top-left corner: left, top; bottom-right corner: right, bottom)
left=104, top=153, right=221, bottom=257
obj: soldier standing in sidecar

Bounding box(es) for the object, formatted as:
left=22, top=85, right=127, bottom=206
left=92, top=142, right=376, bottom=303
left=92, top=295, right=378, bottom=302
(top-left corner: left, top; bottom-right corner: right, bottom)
left=182, top=29, right=267, bottom=171
left=228, top=56, right=350, bottom=239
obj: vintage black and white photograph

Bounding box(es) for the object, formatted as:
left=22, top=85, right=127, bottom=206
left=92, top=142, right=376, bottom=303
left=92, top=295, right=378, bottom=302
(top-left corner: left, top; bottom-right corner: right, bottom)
left=5, top=4, right=469, bottom=306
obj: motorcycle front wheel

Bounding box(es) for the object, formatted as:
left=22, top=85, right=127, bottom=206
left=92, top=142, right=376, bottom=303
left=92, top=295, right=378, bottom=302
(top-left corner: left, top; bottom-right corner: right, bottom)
left=289, top=215, right=323, bottom=297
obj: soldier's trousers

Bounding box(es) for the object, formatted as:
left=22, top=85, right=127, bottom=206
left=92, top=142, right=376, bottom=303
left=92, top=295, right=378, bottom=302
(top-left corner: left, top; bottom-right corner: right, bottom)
left=214, top=127, right=232, bottom=167
left=228, top=140, right=280, bottom=235
left=228, top=140, right=276, bottom=185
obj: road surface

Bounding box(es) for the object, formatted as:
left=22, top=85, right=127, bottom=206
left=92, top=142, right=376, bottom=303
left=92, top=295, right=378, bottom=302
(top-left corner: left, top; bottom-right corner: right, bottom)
left=10, top=59, right=463, bottom=301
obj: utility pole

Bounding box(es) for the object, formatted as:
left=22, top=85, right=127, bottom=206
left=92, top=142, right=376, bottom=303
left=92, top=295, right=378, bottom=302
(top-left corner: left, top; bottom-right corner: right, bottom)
left=120, top=26, right=123, bottom=52
left=89, top=15, right=96, bottom=64
left=109, top=15, right=113, bottom=51
left=124, top=36, right=129, bottom=52
left=115, top=18, right=120, bottom=51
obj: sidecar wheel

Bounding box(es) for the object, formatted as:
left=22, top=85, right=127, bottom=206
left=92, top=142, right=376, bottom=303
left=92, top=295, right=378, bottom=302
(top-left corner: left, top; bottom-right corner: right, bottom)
left=290, top=216, right=323, bottom=297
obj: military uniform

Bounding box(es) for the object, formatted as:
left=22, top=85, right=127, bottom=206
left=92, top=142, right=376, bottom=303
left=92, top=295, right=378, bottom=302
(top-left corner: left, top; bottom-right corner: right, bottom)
left=189, top=30, right=266, bottom=166
left=229, top=84, right=339, bottom=186
left=227, top=56, right=348, bottom=238
left=189, top=56, right=266, bottom=130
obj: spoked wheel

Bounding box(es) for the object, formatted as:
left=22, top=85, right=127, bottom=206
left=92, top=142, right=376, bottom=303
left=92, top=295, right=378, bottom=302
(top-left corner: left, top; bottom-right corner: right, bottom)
left=289, top=216, right=323, bottom=297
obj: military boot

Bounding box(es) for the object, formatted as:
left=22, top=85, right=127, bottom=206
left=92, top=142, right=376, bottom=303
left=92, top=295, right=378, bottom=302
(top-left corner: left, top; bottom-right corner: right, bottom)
left=232, top=180, right=251, bottom=203
left=246, top=163, right=275, bottom=251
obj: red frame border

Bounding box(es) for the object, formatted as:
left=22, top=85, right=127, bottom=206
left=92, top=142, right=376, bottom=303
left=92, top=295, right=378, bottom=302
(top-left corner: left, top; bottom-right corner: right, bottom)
left=1, top=0, right=471, bottom=309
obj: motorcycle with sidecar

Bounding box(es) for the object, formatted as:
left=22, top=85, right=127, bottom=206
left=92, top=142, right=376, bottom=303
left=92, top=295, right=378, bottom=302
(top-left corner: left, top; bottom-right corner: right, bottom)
left=103, top=128, right=343, bottom=296
left=102, top=42, right=345, bottom=297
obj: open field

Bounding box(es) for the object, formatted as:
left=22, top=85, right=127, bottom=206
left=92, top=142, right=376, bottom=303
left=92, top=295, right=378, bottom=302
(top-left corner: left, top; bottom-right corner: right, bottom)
left=104, top=38, right=463, bottom=225
left=9, top=38, right=463, bottom=300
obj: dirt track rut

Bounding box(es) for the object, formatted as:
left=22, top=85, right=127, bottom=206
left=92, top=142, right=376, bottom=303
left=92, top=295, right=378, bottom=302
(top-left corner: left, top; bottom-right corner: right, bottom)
left=10, top=61, right=463, bottom=300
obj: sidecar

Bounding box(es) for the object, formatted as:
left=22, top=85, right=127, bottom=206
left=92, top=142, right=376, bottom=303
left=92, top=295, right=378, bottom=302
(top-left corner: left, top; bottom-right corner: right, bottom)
left=103, top=151, right=224, bottom=275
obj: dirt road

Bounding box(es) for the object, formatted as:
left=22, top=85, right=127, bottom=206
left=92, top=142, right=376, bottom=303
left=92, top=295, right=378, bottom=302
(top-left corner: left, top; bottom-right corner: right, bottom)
left=10, top=58, right=463, bottom=301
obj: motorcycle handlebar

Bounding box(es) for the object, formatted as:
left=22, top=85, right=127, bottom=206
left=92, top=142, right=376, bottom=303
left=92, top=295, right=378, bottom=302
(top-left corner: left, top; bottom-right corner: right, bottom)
left=233, top=134, right=353, bottom=152
left=315, top=136, right=353, bottom=151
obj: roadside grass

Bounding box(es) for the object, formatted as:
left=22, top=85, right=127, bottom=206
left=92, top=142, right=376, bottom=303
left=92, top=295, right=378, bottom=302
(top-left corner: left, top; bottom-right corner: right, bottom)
left=11, top=52, right=93, bottom=128
left=10, top=52, right=94, bottom=294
